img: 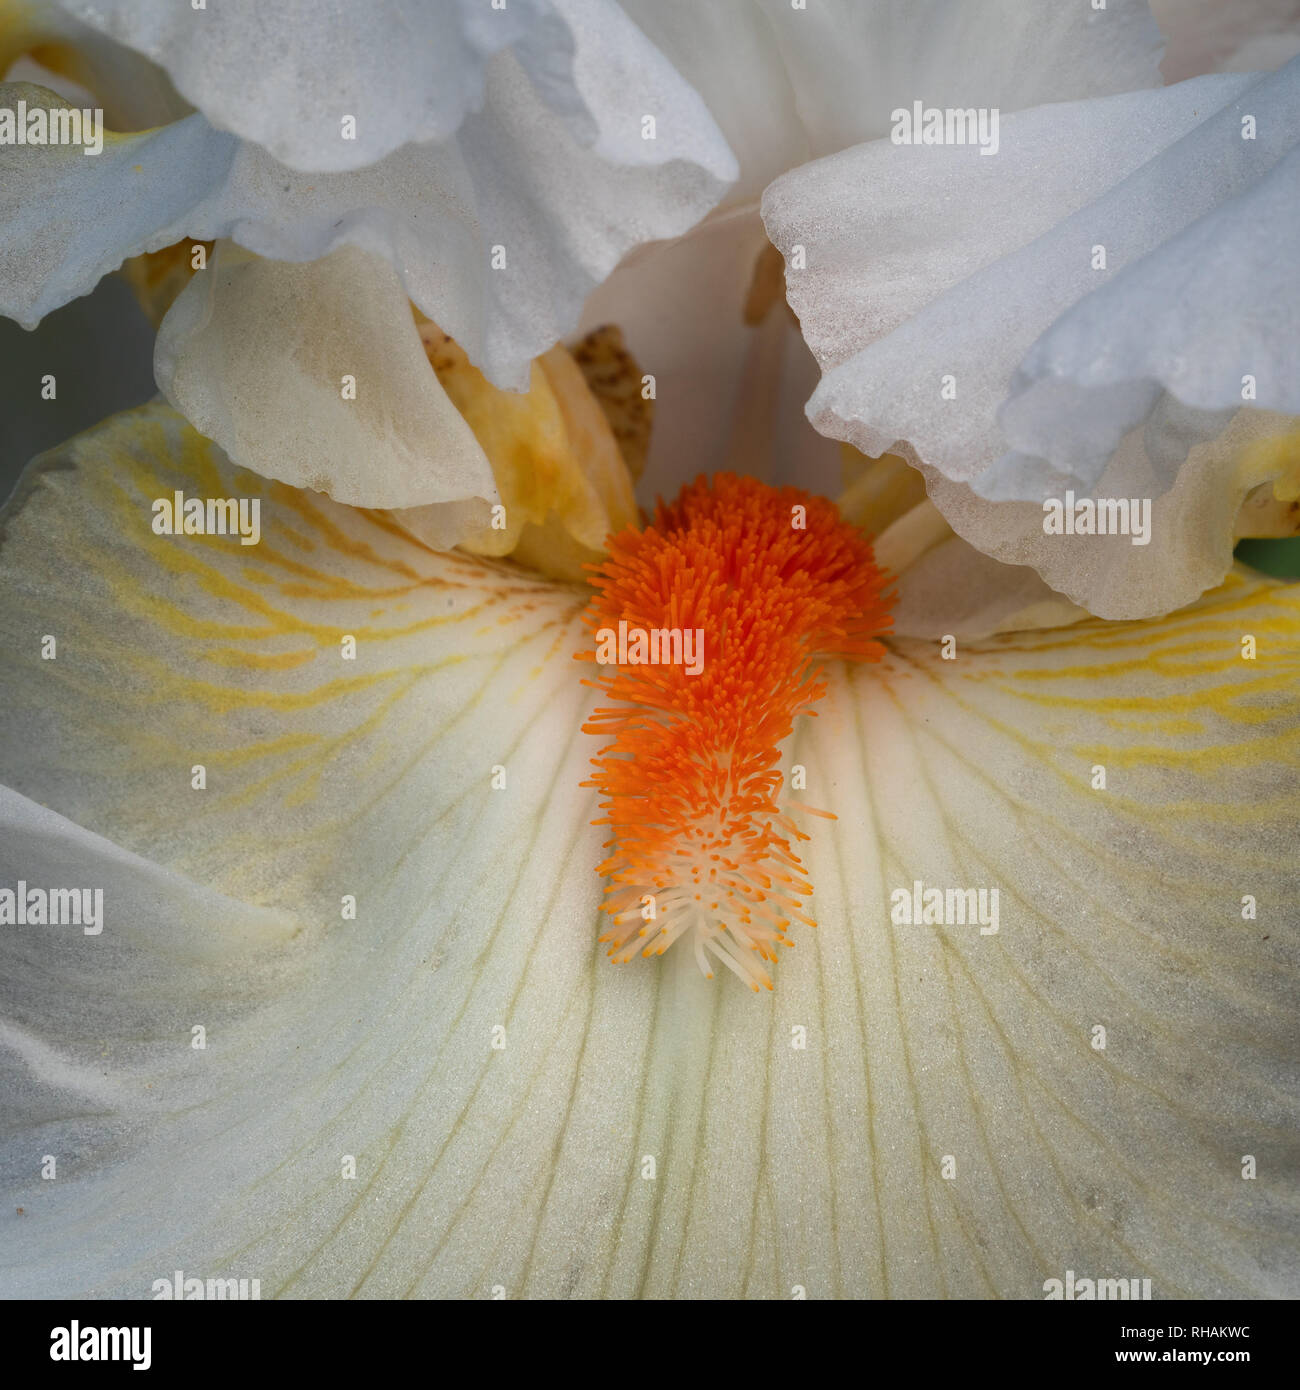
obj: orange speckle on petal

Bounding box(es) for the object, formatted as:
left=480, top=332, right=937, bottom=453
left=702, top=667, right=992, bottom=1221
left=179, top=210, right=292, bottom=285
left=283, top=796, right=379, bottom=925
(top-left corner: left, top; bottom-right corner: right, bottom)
left=575, top=473, right=895, bottom=992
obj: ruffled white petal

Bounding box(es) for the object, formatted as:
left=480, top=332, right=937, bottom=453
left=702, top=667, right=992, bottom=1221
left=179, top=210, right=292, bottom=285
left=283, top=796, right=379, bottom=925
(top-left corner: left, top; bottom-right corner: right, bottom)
left=51, top=0, right=552, bottom=171
left=582, top=0, right=1161, bottom=543
left=997, top=141, right=1300, bottom=493
left=764, top=62, right=1300, bottom=615
left=923, top=409, right=1300, bottom=621
left=51, top=0, right=738, bottom=176
left=1, top=404, right=1296, bottom=1297
left=840, top=459, right=1086, bottom=640
left=154, top=241, right=496, bottom=512
left=588, top=0, right=1165, bottom=517
left=763, top=70, right=1259, bottom=484
left=0, top=83, right=240, bottom=330
left=1, top=15, right=735, bottom=385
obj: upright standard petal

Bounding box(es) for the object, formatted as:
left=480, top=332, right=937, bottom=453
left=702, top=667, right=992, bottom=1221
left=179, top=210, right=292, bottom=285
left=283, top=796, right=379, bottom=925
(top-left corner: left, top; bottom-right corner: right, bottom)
left=49, top=0, right=736, bottom=178
left=589, top=0, right=1165, bottom=505
left=622, top=0, right=1163, bottom=201
left=579, top=207, right=841, bottom=503
left=0, top=405, right=1295, bottom=1297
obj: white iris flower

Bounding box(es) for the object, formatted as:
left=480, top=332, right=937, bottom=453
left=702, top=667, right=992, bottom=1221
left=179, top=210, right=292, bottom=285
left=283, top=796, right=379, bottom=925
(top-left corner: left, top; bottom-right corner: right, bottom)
left=0, top=0, right=1297, bottom=1300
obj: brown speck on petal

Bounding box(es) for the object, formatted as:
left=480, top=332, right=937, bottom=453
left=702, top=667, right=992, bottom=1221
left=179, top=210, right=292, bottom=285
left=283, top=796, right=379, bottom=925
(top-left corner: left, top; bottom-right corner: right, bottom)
left=570, top=323, right=654, bottom=481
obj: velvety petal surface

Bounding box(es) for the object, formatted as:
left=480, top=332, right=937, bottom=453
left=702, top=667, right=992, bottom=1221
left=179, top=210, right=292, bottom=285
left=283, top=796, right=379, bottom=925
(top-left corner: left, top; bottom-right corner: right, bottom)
left=0, top=405, right=1295, bottom=1298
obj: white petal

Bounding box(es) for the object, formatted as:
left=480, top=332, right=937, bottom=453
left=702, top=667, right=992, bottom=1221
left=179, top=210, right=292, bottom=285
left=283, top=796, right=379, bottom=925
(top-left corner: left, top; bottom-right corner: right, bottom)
left=1, top=28, right=735, bottom=386
left=884, top=523, right=1086, bottom=641
left=753, top=0, right=1162, bottom=150
left=0, top=404, right=597, bottom=1294
left=997, top=139, right=1300, bottom=492
left=764, top=63, right=1300, bottom=614
left=0, top=783, right=304, bottom=1165
left=591, top=0, right=1161, bottom=524
left=924, top=409, right=1300, bottom=620
left=52, top=0, right=552, bottom=171
left=51, top=0, right=738, bottom=177
left=763, top=71, right=1268, bottom=483
left=579, top=206, right=840, bottom=502
left=155, top=242, right=496, bottom=511
left=616, top=0, right=807, bottom=204
left=841, top=463, right=1086, bottom=640
left=0, top=82, right=239, bottom=331
left=2, top=405, right=1296, bottom=1296
left=788, top=597, right=1300, bottom=1297
left=622, top=0, right=1162, bottom=200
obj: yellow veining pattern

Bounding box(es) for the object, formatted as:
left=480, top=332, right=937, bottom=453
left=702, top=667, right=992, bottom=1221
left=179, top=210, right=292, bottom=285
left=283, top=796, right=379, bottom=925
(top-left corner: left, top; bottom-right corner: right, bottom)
left=876, top=573, right=1300, bottom=879
left=4, top=402, right=1296, bottom=868
left=0, top=402, right=1296, bottom=1299
left=0, top=403, right=586, bottom=892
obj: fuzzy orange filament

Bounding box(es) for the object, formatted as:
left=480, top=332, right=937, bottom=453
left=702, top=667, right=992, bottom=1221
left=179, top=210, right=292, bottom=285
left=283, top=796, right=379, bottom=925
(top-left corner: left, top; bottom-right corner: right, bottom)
left=576, top=473, right=895, bottom=991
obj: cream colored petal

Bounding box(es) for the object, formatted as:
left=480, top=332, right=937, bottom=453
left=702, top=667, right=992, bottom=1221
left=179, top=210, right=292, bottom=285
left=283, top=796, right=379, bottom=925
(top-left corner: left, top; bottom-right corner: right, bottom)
left=838, top=447, right=929, bottom=536
left=0, top=403, right=598, bottom=1295
left=886, top=525, right=1087, bottom=641
left=781, top=583, right=1300, bottom=1296
left=841, top=455, right=1086, bottom=641
left=154, top=241, right=496, bottom=512
left=924, top=409, right=1300, bottom=620
left=409, top=320, right=638, bottom=581
left=1, top=405, right=1296, bottom=1296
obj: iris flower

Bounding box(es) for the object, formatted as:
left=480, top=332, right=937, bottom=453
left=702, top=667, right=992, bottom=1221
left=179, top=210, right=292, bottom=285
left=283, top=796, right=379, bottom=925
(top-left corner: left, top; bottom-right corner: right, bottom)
left=1, top=0, right=1298, bottom=1299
